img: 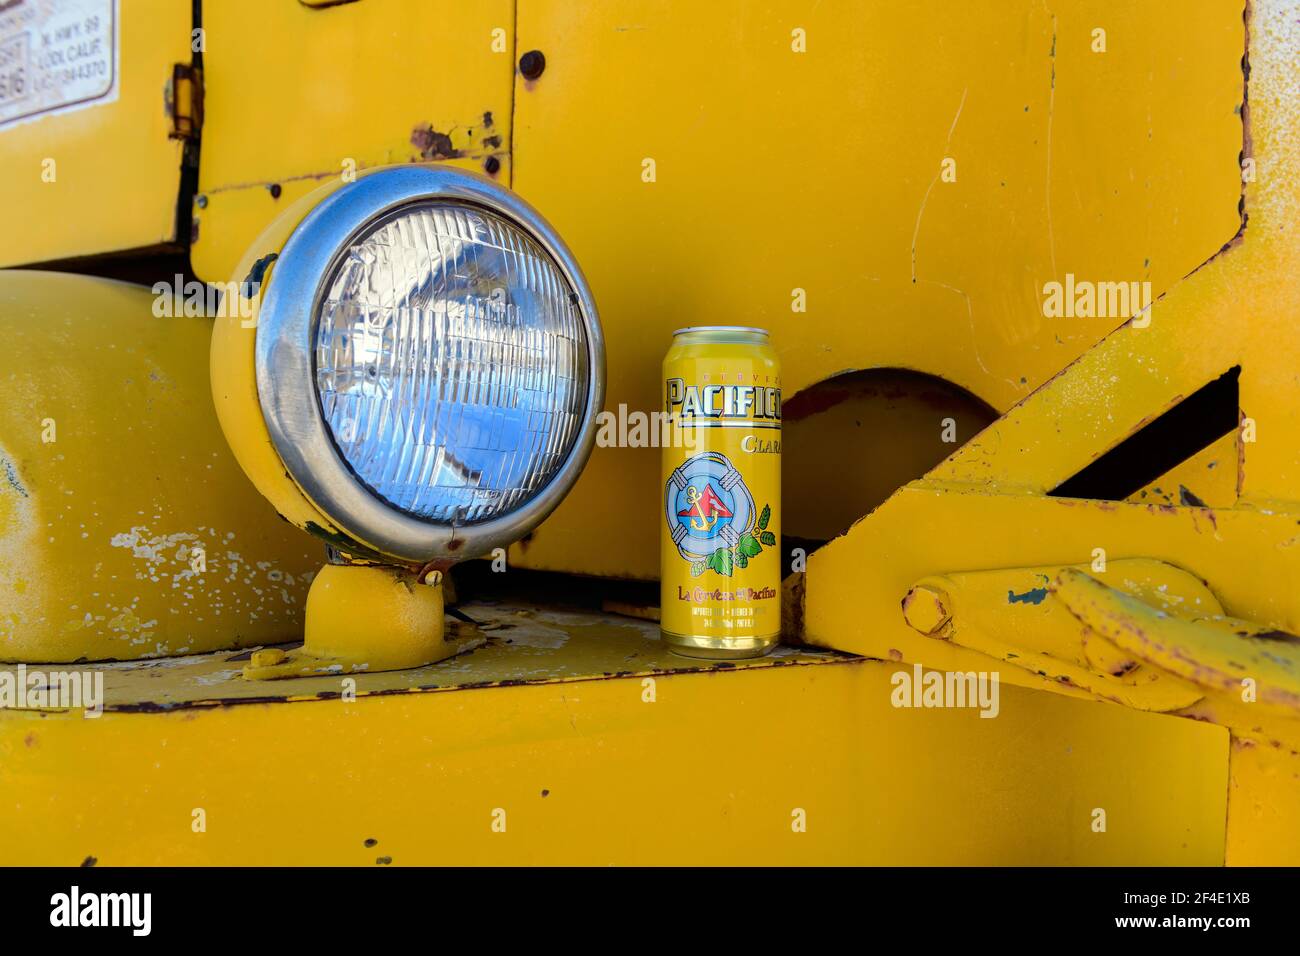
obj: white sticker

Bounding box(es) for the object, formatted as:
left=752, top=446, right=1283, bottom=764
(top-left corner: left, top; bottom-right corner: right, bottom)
left=0, top=0, right=118, bottom=130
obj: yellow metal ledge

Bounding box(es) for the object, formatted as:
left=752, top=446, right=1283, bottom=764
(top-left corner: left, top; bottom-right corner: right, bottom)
left=62, top=602, right=852, bottom=711
left=0, top=602, right=1226, bottom=866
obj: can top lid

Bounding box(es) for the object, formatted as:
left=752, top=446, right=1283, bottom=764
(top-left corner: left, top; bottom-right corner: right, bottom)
left=672, top=325, right=770, bottom=337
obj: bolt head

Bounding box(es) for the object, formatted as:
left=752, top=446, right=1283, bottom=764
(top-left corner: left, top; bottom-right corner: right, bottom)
left=902, top=585, right=952, bottom=636
left=519, top=49, right=546, bottom=80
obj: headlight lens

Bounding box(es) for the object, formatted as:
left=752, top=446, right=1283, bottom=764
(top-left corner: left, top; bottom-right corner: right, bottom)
left=314, top=202, right=589, bottom=524
left=250, top=165, right=604, bottom=564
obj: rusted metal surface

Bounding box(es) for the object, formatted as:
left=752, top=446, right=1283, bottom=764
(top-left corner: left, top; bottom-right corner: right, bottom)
left=1055, top=568, right=1300, bottom=716
left=0, top=601, right=853, bottom=713
left=190, top=0, right=514, bottom=283
left=900, top=560, right=1211, bottom=712
left=0, top=599, right=1229, bottom=864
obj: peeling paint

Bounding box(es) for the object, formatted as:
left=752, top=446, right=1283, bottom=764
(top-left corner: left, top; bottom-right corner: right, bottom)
left=410, top=124, right=462, bottom=161
left=1008, top=586, right=1050, bottom=605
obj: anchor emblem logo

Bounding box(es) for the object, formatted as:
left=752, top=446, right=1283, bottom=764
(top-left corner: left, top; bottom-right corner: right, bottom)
left=681, top=483, right=732, bottom=532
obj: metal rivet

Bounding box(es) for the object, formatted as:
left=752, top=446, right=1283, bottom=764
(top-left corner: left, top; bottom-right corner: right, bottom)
left=519, top=50, right=546, bottom=80
left=484, top=155, right=501, bottom=176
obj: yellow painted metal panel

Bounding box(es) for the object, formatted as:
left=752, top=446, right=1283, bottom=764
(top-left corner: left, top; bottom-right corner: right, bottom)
left=805, top=487, right=1300, bottom=859
left=0, top=602, right=1227, bottom=865
left=0, top=0, right=191, bottom=266
left=1227, top=737, right=1300, bottom=866
left=1127, top=433, right=1239, bottom=509
left=807, top=488, right=1300, bottom=695
left=508, top=0, right=1244, bottom=578
left=0, top=271, right=320, bottom=661
left=191, top=0, right=515, bottom=284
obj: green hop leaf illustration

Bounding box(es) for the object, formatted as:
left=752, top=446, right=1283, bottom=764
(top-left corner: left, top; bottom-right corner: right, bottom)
left=690, top=560, right=706, bottom=576
left=734, top=551, right=749, bottom=569
left=757, top=504, right=771, bottom=531
left=759, top=531, right=776, bottom=547
left=738, top=533, right=762, bottom=557
left=708, top=547, right=734, bottom=576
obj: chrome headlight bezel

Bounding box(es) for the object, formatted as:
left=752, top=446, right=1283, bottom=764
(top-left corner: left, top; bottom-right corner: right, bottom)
left=254, top=166, right=605, bottom=564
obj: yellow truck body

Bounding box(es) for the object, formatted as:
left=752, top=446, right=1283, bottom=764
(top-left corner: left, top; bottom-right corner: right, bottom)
left=0, top=0, right=1296, bottom=865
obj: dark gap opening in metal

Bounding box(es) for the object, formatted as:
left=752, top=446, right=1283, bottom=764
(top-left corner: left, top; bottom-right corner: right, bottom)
left=1048, top=366, right=1240, bottom=501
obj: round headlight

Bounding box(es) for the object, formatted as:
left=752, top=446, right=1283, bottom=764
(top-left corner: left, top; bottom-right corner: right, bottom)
left=252, top=166, right=604, bottom=565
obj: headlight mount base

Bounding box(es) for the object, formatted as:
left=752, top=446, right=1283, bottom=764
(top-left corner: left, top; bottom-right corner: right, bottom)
left=241, top=563, right=483, bottom=680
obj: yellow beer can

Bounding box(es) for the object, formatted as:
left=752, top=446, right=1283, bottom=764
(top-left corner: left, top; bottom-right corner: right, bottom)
left=660, top=326, right=781, bottom=658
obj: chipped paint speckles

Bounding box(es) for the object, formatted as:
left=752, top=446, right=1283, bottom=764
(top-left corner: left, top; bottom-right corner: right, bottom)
left=0, top=272, right=321, bottom=661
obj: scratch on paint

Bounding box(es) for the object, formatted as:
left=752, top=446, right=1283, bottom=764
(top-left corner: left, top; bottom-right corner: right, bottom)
left=918, top=277, right=1021, bottom=389
left=1042, top=1, right=1058, bottom=277
left=910, top=86, right=968, bottom=283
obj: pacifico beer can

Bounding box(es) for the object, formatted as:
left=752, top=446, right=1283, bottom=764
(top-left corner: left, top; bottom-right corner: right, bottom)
left=660, top=326, right=781, bottom=658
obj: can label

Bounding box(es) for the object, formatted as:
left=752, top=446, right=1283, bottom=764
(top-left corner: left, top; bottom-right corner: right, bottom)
left=660, top=332, right=781, bottom=657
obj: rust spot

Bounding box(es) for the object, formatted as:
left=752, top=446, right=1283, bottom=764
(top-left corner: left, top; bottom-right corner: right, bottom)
left=364, top=838, right=377, bottom=847
left=1252, top=629, right=1300, bottom=645
left=411, top=124, right=462, bottom=161
left=23, top=732, right=36, bottom=747
left=80, top=856, right=97, bottom=867
left=375, top=856, right=392, bottom=865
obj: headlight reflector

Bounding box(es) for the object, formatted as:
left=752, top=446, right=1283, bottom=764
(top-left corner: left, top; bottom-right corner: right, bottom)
left=314, top=201, right=589, bottom=524
left=250, top=166, right=604, bottom=564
